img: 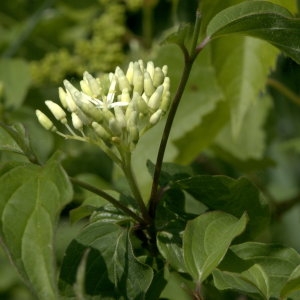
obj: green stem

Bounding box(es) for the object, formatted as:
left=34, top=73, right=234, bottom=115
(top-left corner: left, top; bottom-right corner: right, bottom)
left=267, top=78, right=300, bottom=106
left=120, top=151, right=152, bottom=224
left=148, top=11, right=208, bottom=218
left=70, top=177, right=145, bottom=224
left=142, top=0, right=154, bottom=49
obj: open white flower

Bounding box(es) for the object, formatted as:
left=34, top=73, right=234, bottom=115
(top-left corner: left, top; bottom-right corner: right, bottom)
left=85, top=80, right=129, bottom=109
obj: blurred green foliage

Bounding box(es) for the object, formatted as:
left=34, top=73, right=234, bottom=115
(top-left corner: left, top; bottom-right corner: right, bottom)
left=1, top=0, right=300, bottom=299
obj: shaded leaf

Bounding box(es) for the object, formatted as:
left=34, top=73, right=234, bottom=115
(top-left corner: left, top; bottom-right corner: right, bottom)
left=59, top=222, right=153, bottom=299
left=231, top=242, right=300, bottom=298
left=146, top=160, right=193, bottom=187
left=183, top=211, right=248, bottom=282
left=175, top=175, right=270, bottom=238
left=163, top=23, right=193, bottom=48
left=0, top=122, right=38, bottom=163
left=0, top=157, right=73, bottom=299
left=280, top=264, right=300, bottom=298
left=213, top=264, right=269, bottom=299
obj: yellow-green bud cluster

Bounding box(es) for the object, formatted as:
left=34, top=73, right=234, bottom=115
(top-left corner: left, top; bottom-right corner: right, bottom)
left=36, top=60, right=170, bottom=152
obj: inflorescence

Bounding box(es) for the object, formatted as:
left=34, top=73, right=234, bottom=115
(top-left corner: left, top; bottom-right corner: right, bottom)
left=36, top=60, right=170, bottom=158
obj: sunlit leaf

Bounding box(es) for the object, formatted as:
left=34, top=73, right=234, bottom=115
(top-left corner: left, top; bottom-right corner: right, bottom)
left=183, top=211, right=248, bottom=282
left=207, top=1, right=300, bottom=64
left=0, top=156, right=73, bottom=299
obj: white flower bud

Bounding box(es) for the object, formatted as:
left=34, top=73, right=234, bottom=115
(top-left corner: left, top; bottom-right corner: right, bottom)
left=36, top=110, right=57, bottom=132
left=127, top=110, right=138, bottom=127
left=83, top=71, right=101, bottom=97
left=162, top=65, right=168, bottom=76
left=146, top=61, right=155, bottom=79
left=109, top=118, right=122, bottom=136
left=45, top=100, right=67, bottom=124
left=149, top=109, right=163, bottom=125
left=63, top=80, right=79, bottom=112
left=125, top=100, right=136, bottom=120
left=126, top=62, right=134, bottom=84
left=58, top=87, right=68, bottom=109
left=134, top=92, right=148, bottom=114
left=160, top=90, right=171, bottom=113
left=133, top=62, right=144, bottom=94
left=114, top=106, right=126, bottom=128
left=80, top=79, right=92, bottom=96
left=153, top=67, right=165, bottom=87
left=148, top=85, right=164, bottom=110
left=102, top=108, right=115, bottom=123
left=92, top=122, right=111, bottom=142
left=144, top=71, right=155, bottom=97
left=128, top=126, right=139, bottom=145
left=71, top=113, right=83, bottom=130
left=138, top=59, right=144, bottom=73
left=77, top=93, right=103, bottom=122
left=120, top=88, right=131, bottom=103
left=115, top=66, right=131, bottom=92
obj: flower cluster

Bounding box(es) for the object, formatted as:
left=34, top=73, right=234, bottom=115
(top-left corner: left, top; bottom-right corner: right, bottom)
left=36, top=60, right=170, bottom=154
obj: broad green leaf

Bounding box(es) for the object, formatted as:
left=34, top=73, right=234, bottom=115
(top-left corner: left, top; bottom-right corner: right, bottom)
left=206, top=1, right=300, bottom=64
left=214, top=93, right=272, bottom=160
left=0, top=157, right=73, bottom=299
left=175, top=175, right=270, bottom=238
left=0, top=59, right=31, bottom=108
left=231, top=242, right=300, bottom=298
left=183, top=211, right=248, bottom=282
left=281, top=264, right=300, bottom=298
left=213, top=264, right=269, bottom=299
left=174, top=99, right=229, bottom=164
left=59, top=222, right=153, bottom=299
left=210, top=34, right=277, bottom=139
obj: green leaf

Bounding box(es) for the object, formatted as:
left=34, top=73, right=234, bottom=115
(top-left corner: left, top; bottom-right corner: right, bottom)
left=183, top=211, right=248, bottom=283
left=59, top=222, right=153, bottom=299
left=0, top=124, right=23, bottom=155
left=174, top=99, right=229, bottom=164
left=231, top=242, right=300, bottom=298
left=163, top=23, right=193, bottom=48
left=0, top=59, right=31, bottom=108
left=213, top=264, right=269, bottom=299
left=0, top=157, right=73, bottom=299
left=175, top=175, right=270, bottom=238
left=206, top=1, right=300, bottom=64
left=280, top=264, right=300, bottom=298
left=155, top=189, right=193, bottom=273
left=214, top=93, right=272, bottom=160
left=146, top=160, right=193, bottom=187
left=0, top=122, right=38, bottom=163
